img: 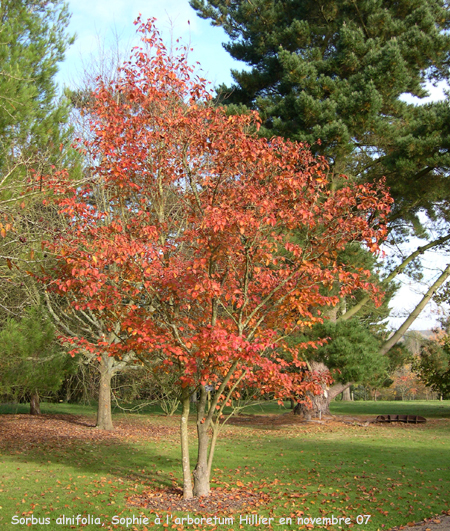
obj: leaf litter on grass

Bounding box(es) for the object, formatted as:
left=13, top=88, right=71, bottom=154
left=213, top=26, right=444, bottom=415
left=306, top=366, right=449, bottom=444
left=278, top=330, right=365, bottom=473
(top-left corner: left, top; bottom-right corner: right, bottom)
left=1, top=411, right=450, bottom=531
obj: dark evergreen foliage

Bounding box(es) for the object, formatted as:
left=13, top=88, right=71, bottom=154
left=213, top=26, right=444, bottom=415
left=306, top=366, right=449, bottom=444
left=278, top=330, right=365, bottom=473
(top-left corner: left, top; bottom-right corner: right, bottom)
left=0, top=0, right=75, bottom=184
left=190, top=0, right=450, bottom=231
left=0, top=307, right=76, bottom=412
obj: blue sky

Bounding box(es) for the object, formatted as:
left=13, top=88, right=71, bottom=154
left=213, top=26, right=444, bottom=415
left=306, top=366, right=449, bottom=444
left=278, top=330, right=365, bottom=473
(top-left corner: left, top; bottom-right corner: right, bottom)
left=57, top=0, right=244, bottom=89
left=56, top=0, right=448, bottom=331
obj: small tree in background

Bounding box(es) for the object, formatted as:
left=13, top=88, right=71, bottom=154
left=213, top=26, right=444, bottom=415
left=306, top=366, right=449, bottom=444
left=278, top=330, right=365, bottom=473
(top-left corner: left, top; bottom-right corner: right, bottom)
left=413, top=334, right=450, bottom=399
left=0, top=306, right=74, bottom=414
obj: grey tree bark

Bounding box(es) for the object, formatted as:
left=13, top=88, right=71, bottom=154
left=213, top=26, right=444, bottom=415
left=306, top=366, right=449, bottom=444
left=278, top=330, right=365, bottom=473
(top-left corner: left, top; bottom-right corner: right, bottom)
left=379, top=263, right=450, bottom=355
left=294, top=362, right=353, bottom=417
left=96, top=353, right=115, bottom=431
left=180, top=388, right=193, bottom=499
left=342, top=387, right=351, bottom=401
left=193, top=386, right=210, bottom=497
left=30, top=390, right=41, bottom=415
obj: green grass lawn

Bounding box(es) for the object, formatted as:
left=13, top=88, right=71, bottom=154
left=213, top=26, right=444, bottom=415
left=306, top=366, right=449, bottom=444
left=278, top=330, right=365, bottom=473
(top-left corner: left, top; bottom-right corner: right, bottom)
left=1, top=401, right=449, bottom=530
left=330, top=400, right=450, bottom=419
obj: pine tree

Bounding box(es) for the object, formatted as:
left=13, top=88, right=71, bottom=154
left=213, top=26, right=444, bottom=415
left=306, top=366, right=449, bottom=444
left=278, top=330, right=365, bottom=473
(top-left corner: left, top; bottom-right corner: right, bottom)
left=0, top=0, right=74, bottom=194
left=0, top=1, right=76, bottom=320
left=191, top=0, right=450, bottom=361
left=0, top=306, right=75, bottom=414
left=190, top=0, right=450, bottom=229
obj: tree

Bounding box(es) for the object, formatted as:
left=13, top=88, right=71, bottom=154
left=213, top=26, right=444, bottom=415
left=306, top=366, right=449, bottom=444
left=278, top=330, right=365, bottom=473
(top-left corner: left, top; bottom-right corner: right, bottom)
left=0, top=0, right=75, bottom=190
left=391, top=363, right=420, bottom=400
left=0, top=0, right=76, bottom=324
left=190, top=0, right=450, bottom=195
left=42, top=18, right=391, bottom=498
left=0, top=306, right=74, bottom=414
left=413, top=333, right=450, bottom=398
left=292, top=318, right=387, bottom=413
left=284, top=241, right=398, bottom=414
left=190, top=0, right=450, bottom=344
left=42, top=282, right=138, bottom=430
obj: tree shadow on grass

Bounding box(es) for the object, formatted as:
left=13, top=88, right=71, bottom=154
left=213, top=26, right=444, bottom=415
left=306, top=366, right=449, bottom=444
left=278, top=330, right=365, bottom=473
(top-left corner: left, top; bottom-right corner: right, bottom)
left=0, top=413, right=180, bottom=489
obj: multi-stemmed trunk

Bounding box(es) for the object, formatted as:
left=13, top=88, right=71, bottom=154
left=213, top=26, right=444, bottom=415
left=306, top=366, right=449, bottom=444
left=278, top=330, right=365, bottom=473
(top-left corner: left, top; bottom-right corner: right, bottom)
left=180, top=362, right=240, bottom=499
left=180, top=385, right=215, bottom=498
left=192, top=386, right=215, bottom=497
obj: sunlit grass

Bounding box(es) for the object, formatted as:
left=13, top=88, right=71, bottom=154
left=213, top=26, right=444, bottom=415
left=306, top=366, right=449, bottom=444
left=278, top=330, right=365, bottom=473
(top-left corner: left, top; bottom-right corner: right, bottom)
left=0, top=401, right=449, bottom=530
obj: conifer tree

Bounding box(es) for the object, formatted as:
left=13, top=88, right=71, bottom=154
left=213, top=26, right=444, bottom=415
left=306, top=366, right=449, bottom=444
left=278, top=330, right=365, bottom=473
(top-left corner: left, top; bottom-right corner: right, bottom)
left=0, top=0, right=74, bottom=196
left=190, top=0, right=450, bottom=223
left=0, top=0, right=75, bottom=320
left=0, top=307, right=75, bottom=414
left=191, top=0, right=450, bottom=351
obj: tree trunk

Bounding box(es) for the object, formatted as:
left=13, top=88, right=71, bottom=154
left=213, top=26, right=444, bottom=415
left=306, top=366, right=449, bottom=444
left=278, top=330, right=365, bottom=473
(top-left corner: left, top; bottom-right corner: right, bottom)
left=294, top=360, right=353, bottom=418
left=181, top=389, right=193, bottom=499
left=295, top=380, right=352, bottom=417
left=338, top=235, right=450, bottom=324
left=96, top=354, right=114, bottom=430
left=342, top=387, right=351, bottom=401
left=320, top=382, right=353, bottom=414
left=30, top=390, right=41, bottom=415
left=193, top=427, right=210, bottom=497
left=193, top=386, right=210, bottom=497
left=187, top=364, right=239, bottom=499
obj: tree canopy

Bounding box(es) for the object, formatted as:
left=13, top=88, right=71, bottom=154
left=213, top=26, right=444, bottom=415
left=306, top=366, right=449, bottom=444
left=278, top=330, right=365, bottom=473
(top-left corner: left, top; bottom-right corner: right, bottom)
left=191, top=0, right=450, bottom=368
left=41, top=17, right=392, bottom=498
left=0, top=306, right=74, bottom=414
left=190, top=0, right=450, bottom=231
left=0, top=0, right=74, bottom=185
left=413, top=334, right=450, bottom=398
left=0, top=0, right=76, bottom=325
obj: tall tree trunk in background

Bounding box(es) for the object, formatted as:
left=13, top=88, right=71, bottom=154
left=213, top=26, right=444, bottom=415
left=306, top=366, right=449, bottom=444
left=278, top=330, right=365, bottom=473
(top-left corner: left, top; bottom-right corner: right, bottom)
left=379, top=263, right=450, bottom=355
left=342, top=387, right=351, bottom=401
left=30, top=390, right=41, bottom=415
left=308, top=381, right=352, bottom=416
left=96, top=354, right=114, bottom=430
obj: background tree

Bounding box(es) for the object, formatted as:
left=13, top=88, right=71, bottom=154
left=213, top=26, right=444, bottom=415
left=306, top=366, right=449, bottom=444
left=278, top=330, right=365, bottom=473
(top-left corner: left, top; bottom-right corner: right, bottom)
left=43, top=18, right=392, bottom=499
left=284, top=241, right=398, bottom=414
left=0, top=306, right=75, bottom=414
left=391, top=363, right=420, bottom=400
left=413, top=332, right=450, bottom=399
left=0, top=0, right=75, bottom=193
left=0, top=1, right=80, bottom=421
left=292, top=318, right=387, bottom=415
left=0, top=0, right=76, bottom=323
left=190, top=0, right=450, bottom=347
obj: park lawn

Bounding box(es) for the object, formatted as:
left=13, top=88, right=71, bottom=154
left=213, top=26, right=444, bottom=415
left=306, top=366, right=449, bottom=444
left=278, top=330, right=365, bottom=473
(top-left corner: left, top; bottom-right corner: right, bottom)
left=329, top=400, right=450, bottom=419
left=0, top=402, right=449, bottom=531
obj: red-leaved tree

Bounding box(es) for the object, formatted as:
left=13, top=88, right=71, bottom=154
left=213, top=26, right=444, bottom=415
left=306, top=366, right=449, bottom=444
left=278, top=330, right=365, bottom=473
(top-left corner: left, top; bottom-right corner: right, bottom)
left=43, top=18, right=392, bottom=498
